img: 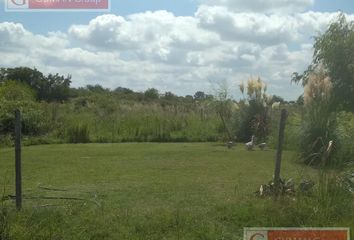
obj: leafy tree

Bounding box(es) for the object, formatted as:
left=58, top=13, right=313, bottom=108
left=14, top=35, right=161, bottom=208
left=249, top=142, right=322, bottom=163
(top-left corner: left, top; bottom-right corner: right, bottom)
left=0, top=67, right=71, bottom=102
left=296, top=95, right=304, bottom=105
left=0, top=81, right=35, bottom=101
left=113, top=87, right=142, bottom=101
left=205, top=94, right=214, bottom=101
left=44, top=73, right=71, bottom=102
left=300, top=68, right=338, bottom=166
left=237, top=78, right=271, bottom=142
left=163, top=92, right=177, bottom=101
left=293, top=14, right=354, bottom=111
left=213, top=82, right=236, bottom=141
left=86, top=84, right=109, bottom=93
left=114, top=87, right=134, bottom=95
left=0, top=81, right=47, bottom=135
left=271, top=95, right=285, bottom=104
left=0, top=67, right=44, bottom=90
left=184, top=95, right=194, bottom=102
left=144, top=88, right=159, bottom=100
left=291, top=14, right=354, bottom=166
left=194, top=91, right=206, bottom=100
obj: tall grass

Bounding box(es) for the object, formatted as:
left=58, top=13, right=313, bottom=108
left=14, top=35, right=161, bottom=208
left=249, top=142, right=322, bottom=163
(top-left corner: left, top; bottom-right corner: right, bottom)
left=46, top=99, right=222, bottom=144
left=267, top=106, right=302, bottom=151
left=300, top=68, right=338, bottom=167
left=67, top=123, right=90, bottom=143
left=0, top=176, right=352, bottom=239
left=335, top=111, right=354, bottom=166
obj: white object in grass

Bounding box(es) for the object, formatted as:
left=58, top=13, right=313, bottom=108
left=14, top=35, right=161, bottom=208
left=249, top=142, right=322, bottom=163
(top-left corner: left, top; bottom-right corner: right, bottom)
left=258, top=143, right=266, bottom=150
left=245, top=135, right=255, bottom=151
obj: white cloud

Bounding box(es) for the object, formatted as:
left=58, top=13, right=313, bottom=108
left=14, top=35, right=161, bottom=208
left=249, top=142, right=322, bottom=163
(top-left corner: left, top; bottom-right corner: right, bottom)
left=198, top=0, right=315, bottom=13
left=196, top=6, right=340, bottom=45
left=69, top=11, right=220, bottom=64
left=0, top=22, right=69, bottom=52
left=0, top=6, right=353, bottom=100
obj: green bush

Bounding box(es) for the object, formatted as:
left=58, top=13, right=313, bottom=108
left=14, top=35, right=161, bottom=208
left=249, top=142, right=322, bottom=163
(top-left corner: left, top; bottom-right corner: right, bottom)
left=67, top=123, right=90, bottom=143
left=300, top=110, right=338, bottom=166
left=0, top=206, right=10, bottom=240
left=237, top=99, right=270, bottom=142
left=0, top=134, right=13, bottom=147
left=335, top=111, right=354, bottom=165
left=0, top=81, right=48, bottom=136
left=236, top=78, right=271, bottom=142
left=300, top=69, right=338, bottom=167
left=268, top=109, right=302, bottom=151
left=299, top=109, right=354, bottom=167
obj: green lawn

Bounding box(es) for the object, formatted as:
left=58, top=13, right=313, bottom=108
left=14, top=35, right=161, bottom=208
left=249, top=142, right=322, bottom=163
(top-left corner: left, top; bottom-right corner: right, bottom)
left=0, top=143, right=352, bottom=240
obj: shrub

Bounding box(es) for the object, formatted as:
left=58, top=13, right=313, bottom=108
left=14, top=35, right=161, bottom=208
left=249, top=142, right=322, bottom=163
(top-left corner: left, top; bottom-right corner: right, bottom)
left=0, top=134, right=13, bottom=147
left=237, top=78, right=272, bottom=142
left=0, top=81, right=48, bottom=136
left=0, top=206, right=9, bottom=240
left=268, top=109, right=302, bottom=151
left=67, top=123, right=90, bottom=143
left=335, top=111, right=354, bottom=165
left=300, top=68, right=338, bottom=166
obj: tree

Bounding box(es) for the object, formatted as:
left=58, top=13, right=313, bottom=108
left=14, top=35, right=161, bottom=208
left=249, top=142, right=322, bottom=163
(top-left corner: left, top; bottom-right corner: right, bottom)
left=205, top=94, right=214, bottom=101
left=184, top=95, right=194, bottom=102
left=0, top=67, right=44, bottom=90
left=300, top=68, right=338, bottom=166
left=296, top=95, right=304, bottom=105
left=163, top=92, right=177, bottom=101
left=0, top=67, right=71, bottom=102
left=86, top=84, right=109, bottom=93
left=144, top=88, right=159, bottom=100
left=0, top=81, right=35, bottom=101
left=114, top=87, right=134, bottom=95
left=44, top=73, right=71, bottom=101
left=293, top=14, right=354, bottom=111
left=271, top=95, right=285, bottom=104
left=0, top=81, right=47, bottom=135
left=237, top=77, right=272, bottom=141
left=194, top=91, right=206, bottom=100
left=213, top=82, right=236, bottom=141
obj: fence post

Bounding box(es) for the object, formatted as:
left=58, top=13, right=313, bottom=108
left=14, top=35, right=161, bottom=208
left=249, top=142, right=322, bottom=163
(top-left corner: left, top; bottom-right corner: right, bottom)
left=274, top=109, right=287, bottom=195
left=15, top=109, right=22, bottom=210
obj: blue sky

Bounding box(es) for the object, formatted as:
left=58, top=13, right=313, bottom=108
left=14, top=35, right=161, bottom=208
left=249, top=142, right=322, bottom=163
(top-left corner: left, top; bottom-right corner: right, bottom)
left=312, top=1, right=354, bottom=13
left=0, top=0, right=353, bottom=99
left=1, top=1, right=353, bottom=35
left=0, top=0, right=199, bottom=33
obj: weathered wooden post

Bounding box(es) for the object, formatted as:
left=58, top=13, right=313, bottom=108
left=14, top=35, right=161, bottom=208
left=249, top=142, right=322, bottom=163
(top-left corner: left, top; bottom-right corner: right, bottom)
left=274, top=109, right=287, bottom=195
left=15, top=109, right=22, bottom=210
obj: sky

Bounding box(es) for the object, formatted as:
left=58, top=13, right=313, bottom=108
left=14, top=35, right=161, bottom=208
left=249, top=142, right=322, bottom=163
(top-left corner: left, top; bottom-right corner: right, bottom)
left=1, top=0, right=354, bottom=100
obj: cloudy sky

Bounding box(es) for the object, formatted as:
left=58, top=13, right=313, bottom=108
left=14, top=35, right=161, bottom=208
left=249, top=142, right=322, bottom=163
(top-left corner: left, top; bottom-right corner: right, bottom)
left=1, top=1, right=353, bottom=100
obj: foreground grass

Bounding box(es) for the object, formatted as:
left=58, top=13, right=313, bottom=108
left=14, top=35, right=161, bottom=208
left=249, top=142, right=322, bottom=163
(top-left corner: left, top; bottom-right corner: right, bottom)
left=0, top=143, right=353, bottom=239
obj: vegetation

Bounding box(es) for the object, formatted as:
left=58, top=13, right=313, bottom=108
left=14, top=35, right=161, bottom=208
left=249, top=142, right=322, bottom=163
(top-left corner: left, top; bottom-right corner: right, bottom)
left=0, top=13, right=354, bottom=240
left=293, top=14, right=354, bottom=166
left=292, top=14, right=354, bottom=112
left=236, top=77, right=272, bottom=142
left=0, top=67, right=72, bottom=102
left=0, top=67, right=301, bottom=148
left=300, top=68, right=338, bottom=166
left=0, top=143, right=353, bottom=239
left=0, top=81, right=48, bottom=137
left=0, top=73, right=224, bottom=146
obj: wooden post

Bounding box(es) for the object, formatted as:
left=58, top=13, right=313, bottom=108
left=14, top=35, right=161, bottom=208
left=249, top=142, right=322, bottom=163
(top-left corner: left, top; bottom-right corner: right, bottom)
left=274, top=109, right=287, bottom=194
left=15, top=109, right=22, bottom=210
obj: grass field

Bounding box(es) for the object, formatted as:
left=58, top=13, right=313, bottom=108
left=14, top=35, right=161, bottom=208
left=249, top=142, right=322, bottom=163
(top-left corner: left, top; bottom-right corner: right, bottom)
left=0, top=143, right=353, bottom=239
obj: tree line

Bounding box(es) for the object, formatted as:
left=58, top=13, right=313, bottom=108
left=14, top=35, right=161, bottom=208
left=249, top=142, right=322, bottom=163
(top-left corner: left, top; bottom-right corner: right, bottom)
left=0, top=67, right=220, bottom=103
